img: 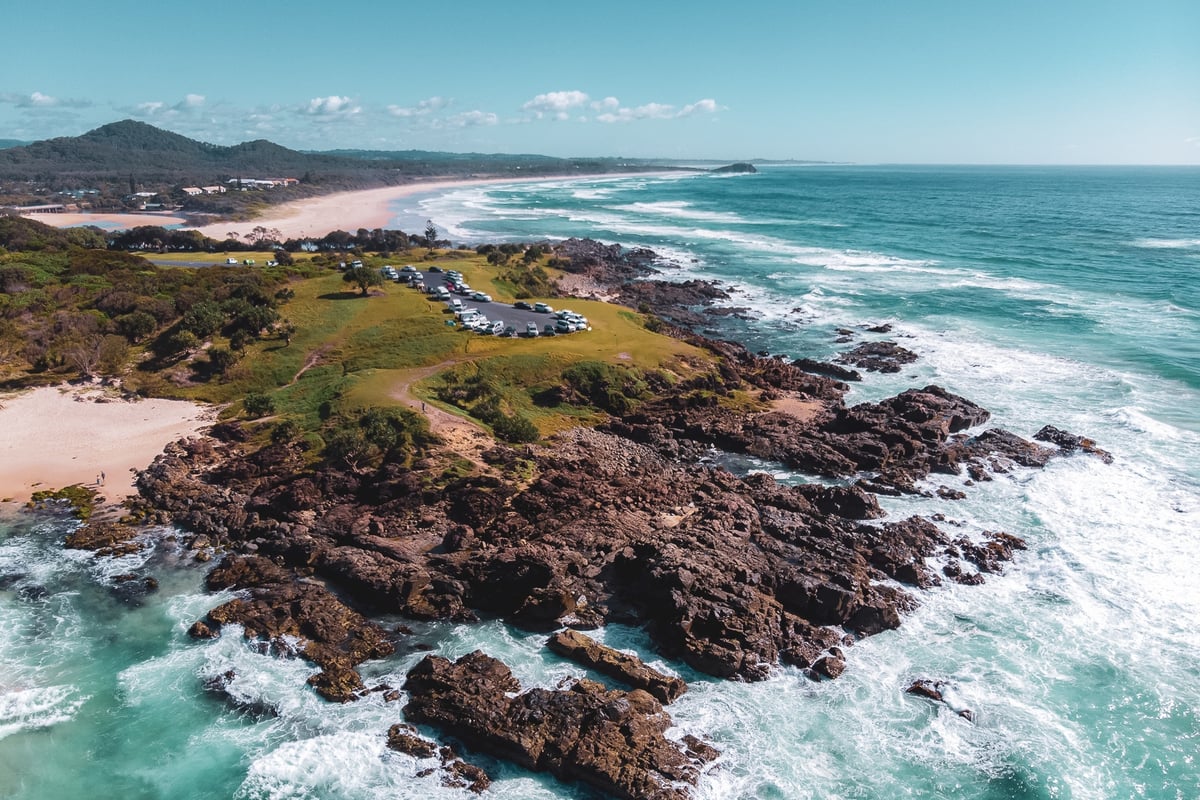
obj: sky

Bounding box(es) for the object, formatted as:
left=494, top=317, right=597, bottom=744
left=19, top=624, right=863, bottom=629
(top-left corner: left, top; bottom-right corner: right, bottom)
left=1, top=0, right=1197, bottom=164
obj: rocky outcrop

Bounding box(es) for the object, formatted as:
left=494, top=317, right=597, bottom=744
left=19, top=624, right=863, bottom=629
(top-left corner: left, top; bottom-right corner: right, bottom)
left=835, top=340, right=919, bottom=373
left=386, top=724, right=491, bottom=793
left=142, top=413, right=1028, bottom=684
left=403, top=651, right=715, bottom=800
left=1034, top=425, right=1114, bottom=463
left=196, top=555, right=395, bottom=702
left=711, top=163, right=757, bottom=174
left=547, top=629, right=687, bottom=704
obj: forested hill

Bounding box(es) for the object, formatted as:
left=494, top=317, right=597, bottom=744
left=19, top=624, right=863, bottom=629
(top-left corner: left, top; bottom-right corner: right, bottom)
left=0, top=120, right=663, bottom=184
left=0, top=120, right=389, bottom=181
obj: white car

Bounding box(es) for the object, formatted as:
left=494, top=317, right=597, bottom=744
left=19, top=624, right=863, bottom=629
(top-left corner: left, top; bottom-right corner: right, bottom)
left=470, top=291, right=493, bottom=302
left=533, top=302, right=553, bottom=313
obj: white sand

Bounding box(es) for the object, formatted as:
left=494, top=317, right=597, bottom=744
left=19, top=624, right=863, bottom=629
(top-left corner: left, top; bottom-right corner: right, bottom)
left=0, top=385, right=213, bottom=506
left=187, top=176, right=604, bottom=241
left=25, top=173, right=679, bottom=240
left=20, top=211, right=189, bottom=230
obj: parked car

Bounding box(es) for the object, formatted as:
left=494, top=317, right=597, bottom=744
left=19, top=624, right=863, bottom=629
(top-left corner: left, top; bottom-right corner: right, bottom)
left=470, top=291, right=492, bottom=302
left=490, top=321, right=505, bottom=335
left=513, top=301, right=532, bottom=311
left=400, top=265, right=417, bottom=274
left=428, top=265, right=443, bottom=273
left=555, top=319, right=575, bottom=333
left=448, top=299, right=464, bottom=312
left=533, top=303, right=553, bottom=313
left=542, top=324, right=557, bottom=336
left=503, top=325, right=517, bottom=337
left=225, top=257, right=238, bottom=265
left=525, top=322, right=540, bottom=337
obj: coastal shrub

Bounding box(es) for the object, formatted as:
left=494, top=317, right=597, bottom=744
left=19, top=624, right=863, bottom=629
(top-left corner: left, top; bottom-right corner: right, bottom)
left=243, top=391, right=275, bottom=418
left=207, top=346, right=236, bottom=375
left=180, top=300, right=225, bottom=338
left=322, top=407, right=435, bottom=470
left=115, top=311, right=157, bottom=342
left=271, top=418, right=301, bottom=443
left=492, top=413, right=539, bottom=443
left=560, top=361, right=650, bottom=414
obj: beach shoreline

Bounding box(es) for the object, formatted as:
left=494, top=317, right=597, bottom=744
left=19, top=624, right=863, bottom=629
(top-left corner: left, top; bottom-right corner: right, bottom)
left=23, top=171, right=682, bottom=242
left=0, top=385, right=213, bottom=507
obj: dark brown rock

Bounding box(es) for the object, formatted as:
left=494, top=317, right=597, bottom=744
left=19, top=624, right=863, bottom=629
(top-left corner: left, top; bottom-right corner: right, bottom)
left=547, top=629, right=687, bottom=703
left=1034, top=425, right=1113, bottom=463
left=188, top=620, right=219, bottom=639
left=835, top=340, right=917, bottom=373
left=404, top=651, right=712, bottom=800
left=906, top=678, right=944, bottom=702
left=387, top=724, right=438, bottom=758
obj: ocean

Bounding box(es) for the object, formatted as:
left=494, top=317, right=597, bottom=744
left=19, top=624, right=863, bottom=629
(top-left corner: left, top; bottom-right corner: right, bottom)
left=3, top=166, right=1198, bottom=798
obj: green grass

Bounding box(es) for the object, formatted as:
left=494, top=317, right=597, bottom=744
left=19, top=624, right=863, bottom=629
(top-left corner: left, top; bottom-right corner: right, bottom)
left=131, top=254, right=713, bottom=441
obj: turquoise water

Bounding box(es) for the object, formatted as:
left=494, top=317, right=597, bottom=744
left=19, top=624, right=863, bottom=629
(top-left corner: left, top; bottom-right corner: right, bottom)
left=4, top=167, right=1199, bottom=798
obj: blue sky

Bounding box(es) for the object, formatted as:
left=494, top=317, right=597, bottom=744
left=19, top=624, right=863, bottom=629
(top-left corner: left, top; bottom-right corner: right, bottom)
left=2, top=0, right=1197, bottom=163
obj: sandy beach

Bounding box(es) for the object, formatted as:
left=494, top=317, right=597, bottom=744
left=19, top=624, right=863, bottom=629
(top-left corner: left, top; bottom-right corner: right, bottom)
left=23, top=173, right=676, bottom=241
left=21, top=211, right=190, bottom=230
left=0, top=385, right=213, bottom=506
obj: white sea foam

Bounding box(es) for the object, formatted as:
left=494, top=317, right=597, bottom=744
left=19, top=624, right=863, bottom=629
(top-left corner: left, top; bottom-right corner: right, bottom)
left=0, top=684, right=87, bottom=741
left=1131, top=237, right=1200, bottom=249
left=610, top=200, right=751, bottom=225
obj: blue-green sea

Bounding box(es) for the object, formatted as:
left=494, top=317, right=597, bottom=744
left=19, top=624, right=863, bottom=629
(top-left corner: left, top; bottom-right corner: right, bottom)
left=4, top=166, right=1199, bottom=799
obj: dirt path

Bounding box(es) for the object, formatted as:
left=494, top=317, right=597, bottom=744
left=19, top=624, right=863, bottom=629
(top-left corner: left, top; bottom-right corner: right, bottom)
left=390, top=361, right=495, bottom=469
left=290, top=345, right=330, bottom=385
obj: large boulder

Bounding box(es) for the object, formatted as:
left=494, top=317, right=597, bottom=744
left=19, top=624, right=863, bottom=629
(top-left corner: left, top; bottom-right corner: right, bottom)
left=403, top=651, right=715, bottom=800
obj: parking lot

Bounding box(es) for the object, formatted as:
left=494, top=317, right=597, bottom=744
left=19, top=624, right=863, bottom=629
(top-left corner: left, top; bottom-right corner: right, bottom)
left=391, top=266, right=590, bottom=336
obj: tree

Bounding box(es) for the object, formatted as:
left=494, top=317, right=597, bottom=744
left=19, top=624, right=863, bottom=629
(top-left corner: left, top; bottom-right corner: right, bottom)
left=115, top=311, right=157, bottom=342
left=343, top=265, right=383, bottom=296
left=207, top=346, right=237, bottom=375
left=243, top=392, right=274, bottom=417
left=65, top=336, right=103, bottom=377
left=424, top=220, right=439, bottom=251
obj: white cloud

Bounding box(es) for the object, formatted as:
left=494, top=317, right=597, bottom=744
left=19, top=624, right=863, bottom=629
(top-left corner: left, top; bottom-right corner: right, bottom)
left=0, top=91, right=90, bottom=109
left=522, top=90, right=590, bottom=119
left=679, top=98, right=718, bottom=117
left=302, top=95, right=361, bottom=116
left=388, top=96, right=449, bottom=117
left=183, top=94, right=206, bottom=108
left=1187, top=136, right=1200, bottom=148
left=136, top=101, right=166, bottom=115
left=445, top=110, right=498, bottom=128
left=591, top=96, right=620, bottom=111
left=597, top=97, right=720, bottom=123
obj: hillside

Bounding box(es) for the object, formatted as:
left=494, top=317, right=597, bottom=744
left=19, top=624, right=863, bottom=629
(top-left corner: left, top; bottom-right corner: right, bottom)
left=0, top=120, right=673, bottom=217
left=0, top=120, right=669, bottom=185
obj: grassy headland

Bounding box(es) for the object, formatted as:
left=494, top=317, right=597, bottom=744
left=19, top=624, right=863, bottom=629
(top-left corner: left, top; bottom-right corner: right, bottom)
left=0, top=218, right=713, bottom=474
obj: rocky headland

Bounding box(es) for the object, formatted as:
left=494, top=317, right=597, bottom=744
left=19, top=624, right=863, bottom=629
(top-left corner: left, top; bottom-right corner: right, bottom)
left=71, top=238, right=1111, bottom=798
